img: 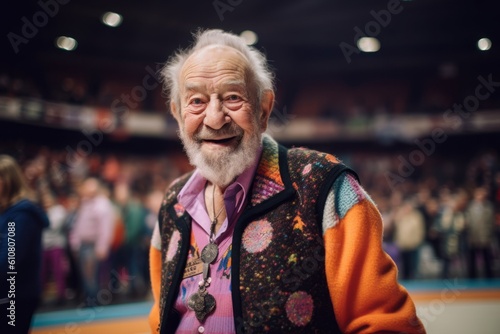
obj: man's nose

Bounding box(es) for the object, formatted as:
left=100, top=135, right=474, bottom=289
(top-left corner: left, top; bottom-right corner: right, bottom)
left=203, top=98, right=230, bottom=130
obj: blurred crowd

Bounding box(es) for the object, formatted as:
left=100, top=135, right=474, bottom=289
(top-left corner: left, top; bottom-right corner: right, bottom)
left=13, top=145, right=499, bottom=309
left=5, top=71, right=500, bottom=119
left=0, top=72, right=165, bottom=113
left=8, top=147, right=186, bottom=310
left=0, top=142, right=498, bottom=315
left=356, top=152, right=500, bottom=280
left=2, top=75, right=499, bottom=309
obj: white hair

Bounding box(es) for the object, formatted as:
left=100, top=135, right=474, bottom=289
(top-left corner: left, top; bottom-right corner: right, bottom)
left=160, top=29, right=275, bottom=114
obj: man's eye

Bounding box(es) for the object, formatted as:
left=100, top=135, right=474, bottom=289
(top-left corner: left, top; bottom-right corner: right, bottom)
left=226, top=94, right=242, bottom=102
left=191, top=98, right=203, bottom=105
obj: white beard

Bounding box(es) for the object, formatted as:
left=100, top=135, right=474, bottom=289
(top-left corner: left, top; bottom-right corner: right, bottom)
left=178, top=121, right=262, bottom=187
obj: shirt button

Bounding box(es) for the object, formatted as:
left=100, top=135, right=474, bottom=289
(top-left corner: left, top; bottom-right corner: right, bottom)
left=198, top=326, right=205, bottom=333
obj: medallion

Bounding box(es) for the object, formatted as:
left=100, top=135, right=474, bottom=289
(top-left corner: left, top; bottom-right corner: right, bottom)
left=188, top=291, right=205, bottom=312
left=194, top=292, right=217, bottom=321
left=201, top=242, right=219, bottom=264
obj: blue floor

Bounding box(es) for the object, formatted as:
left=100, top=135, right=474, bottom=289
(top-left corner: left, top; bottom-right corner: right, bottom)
left=32, top=279, right=500, bottom=328
left=33, top=301, right=153, bottom=328
left=400, top=278, right=500, bottom=291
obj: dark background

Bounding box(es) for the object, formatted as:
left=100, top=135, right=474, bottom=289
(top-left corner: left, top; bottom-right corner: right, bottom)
left=1, top=0, right=499, bottom=173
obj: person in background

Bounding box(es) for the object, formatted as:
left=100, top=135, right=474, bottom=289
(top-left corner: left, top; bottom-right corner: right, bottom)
left=61, top=192, right=82, bottom=303
left=433, top=189, right=467, bottom=278
left=69, top=177, right=115, bottom=306
left=40, top=191, right=68, bottom=306
left=466, top=186, right=495, bottom=278
left=0, top=155, right=49, bottom=333
left=377, top=191, right=402, bottom=270
left=113, top=182, right=148, bottom=298
left=393, top=198, right=426, bottom=280
left=148, top=29, right=425, bottom=333
left=144, top=190, right=165, bottom=236
left=416, top=186, right=441, bottom=260
left=424, top=196, right=441, bottom=260
left=142, top=190, right=165, bottom=289
left=102, top=155, right=121, bottom=190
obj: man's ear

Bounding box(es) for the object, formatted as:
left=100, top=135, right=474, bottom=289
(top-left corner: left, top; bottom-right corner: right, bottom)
left=259, top=90, right=275, bottom=132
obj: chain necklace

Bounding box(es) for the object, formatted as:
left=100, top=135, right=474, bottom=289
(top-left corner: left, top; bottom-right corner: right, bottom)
left=187, top=183, right=224, bottom=322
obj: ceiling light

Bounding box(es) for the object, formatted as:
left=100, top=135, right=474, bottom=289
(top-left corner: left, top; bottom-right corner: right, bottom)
left=102, top=12, right=123, bottom=27
left=56, top=36, right=77, bottom=51
left=477, top=38, right=491, bottom=51
left=240, top=30, right=258, bottom=45
left=357, top=37, right=380, bottom=52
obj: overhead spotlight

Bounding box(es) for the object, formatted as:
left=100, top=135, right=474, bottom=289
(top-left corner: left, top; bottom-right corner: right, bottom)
left=240, top=30, right=258, bottom=45
left=477, top=38, right=491, bottom=51
left=55, top=36, right=77, bottom=51
left=357, top=37, right=380, bottom=52
left=102, top=12, right=123, bottom=27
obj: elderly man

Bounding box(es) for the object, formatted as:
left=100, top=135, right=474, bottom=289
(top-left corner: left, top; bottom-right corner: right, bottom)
left=149, top=29, right=425, bottom=334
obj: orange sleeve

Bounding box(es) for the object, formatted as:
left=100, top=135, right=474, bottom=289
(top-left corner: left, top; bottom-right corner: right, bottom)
left=149, top=245, right=162, bottom=333
left=324, top=199, right=426, bottom=333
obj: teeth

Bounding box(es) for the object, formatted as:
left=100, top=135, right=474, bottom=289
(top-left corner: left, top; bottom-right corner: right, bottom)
left=208, top=137, right=232, bottom=142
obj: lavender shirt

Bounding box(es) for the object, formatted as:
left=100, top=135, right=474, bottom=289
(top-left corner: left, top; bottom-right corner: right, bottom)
left=174, top=150, right=261, bottom=334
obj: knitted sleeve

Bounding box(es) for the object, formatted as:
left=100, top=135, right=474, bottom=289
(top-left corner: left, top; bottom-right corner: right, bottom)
left=322, top=173, right=425, bottom=334
left=149, top=222, right=162, bottom=333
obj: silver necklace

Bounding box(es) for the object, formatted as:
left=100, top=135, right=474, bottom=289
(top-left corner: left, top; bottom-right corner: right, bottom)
left=187, top=184, right=224, bottom=322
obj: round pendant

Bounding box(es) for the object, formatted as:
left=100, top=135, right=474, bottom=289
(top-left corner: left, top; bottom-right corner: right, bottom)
left=188, top=292, right=205, bottom=312
left=201, top=242, right=219, bottom=264
left=204, top=293, right=216, bottom=313
left=194, top=293, right=216, bottom=322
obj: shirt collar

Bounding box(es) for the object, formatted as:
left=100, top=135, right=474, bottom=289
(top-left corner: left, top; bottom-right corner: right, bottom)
left=177, top=146, right=263, bottom=214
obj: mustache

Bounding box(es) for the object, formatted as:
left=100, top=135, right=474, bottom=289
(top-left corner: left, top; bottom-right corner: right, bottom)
left=194, top=123, right=243, bottom=141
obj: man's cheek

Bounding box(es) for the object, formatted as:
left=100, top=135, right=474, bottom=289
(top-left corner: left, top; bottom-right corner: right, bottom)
left=183, top=120, right=201, bottom=137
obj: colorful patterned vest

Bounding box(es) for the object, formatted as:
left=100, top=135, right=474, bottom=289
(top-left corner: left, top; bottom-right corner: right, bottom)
left=157, top=136, right=356, bottom=333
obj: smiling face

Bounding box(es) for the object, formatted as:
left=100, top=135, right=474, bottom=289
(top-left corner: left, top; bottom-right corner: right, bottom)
left=172, top=45, right=274, bottom=187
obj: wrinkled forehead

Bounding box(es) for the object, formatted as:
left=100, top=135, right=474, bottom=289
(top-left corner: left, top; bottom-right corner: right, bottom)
left=180, top=45, right=251, bottom=85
